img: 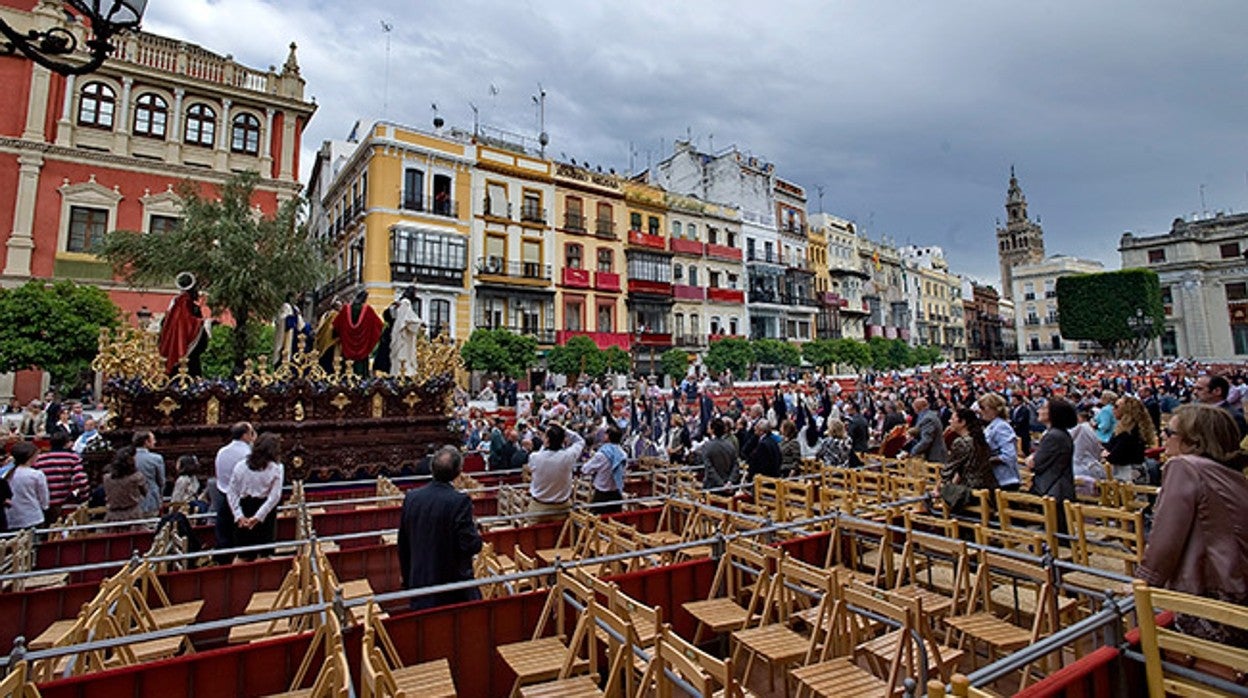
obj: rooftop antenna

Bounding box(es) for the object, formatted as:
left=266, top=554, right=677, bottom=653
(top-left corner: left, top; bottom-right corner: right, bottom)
left=628, top=141, right=635, bottom=175
left=431, top=103, right=443, bottom=129
left=816, top=185, right=825, bottom=213
left=379, top=21, right=393, bottom=117
left=708, top=133, right=713, bottom=153
left=531, top=83, right=548, bottom=158
left=1199, top=183, right=1208, bottom=217
left=469, top=102, right=479, bottom=137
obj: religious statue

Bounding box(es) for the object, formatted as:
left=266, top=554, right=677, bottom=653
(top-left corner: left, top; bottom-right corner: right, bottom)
left=158, top=272, right=210, bottom=375
left=313, top=299, right=342, bottom=373
left=333, top=289, right=383, bottom=375
left=389, top=287, right=424, bottom=376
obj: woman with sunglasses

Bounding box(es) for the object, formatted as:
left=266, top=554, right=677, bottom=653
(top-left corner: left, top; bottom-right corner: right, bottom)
left=1137, top=404, right=1248, bottom=646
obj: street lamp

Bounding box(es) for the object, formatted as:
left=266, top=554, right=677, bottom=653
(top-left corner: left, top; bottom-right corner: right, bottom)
left=1125, top=307, right=1154, bottom=360
left=0, top=1, right=147, bottom=76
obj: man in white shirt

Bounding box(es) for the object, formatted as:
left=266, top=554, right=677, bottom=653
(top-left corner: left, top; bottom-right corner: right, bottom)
left=526, top=423, right=585, bottom=522
left=213, top=422, right=254, bottom=564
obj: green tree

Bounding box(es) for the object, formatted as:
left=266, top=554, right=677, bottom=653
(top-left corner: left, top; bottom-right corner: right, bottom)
left=833, top=338, right=872, bottom=371
left=201, top=322, right=276, bottom=379
left=0, top=280, right=120, bottom=392
left=802, top=339, right=838, bottom=372
left=659, top=348, right=691, bottom=382
left=461, top=329, right=538, bottom=378
left=1057, top=269, right=1165, bottom=359
left=602, top=346, right=632, bottom=375
left=751, top=338, right=801, bottom=368
left=909, top=345, right=943, bottom=367
left=885, top=339, right=913, bottom=369
left=705, top=337, right=754, bottom=377
left=97, top=171, right=330, bottom=374
left=547, top=335, right=605, bottom=382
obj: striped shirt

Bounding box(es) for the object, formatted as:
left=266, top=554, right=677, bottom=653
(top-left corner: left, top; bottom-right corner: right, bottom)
left=33, top=450, right=88, bottom=507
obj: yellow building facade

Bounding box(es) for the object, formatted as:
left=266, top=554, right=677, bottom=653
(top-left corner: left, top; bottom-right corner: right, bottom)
left=309, top=122, right=474, bottom=340
left=552, top=162, right=629, bottom=350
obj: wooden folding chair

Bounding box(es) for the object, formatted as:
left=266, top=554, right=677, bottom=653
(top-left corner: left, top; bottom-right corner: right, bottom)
left=1061, top=502, right=1144, bottom=595
left=496, top=571, right=596, bottom=697
left=832, top=515, right=898, bottom=589
left=683, top=540, right=782, bottom=644
left=732, top=558, right=840, bottom=697
left=996, top=490, right=1060, bottom=557
left=639, top=624, right=752, bottom=698
left=857, top=585, right=965, bottom=683
left=264, top=608, right=350, bottom=697
left=943, top=550, right=1062, bottom=688
left=1133, top=580, right=1248, bottom=698
left=780, top=478, right=817, bottom=522
left=893, top=522, right=971, bottom=622
left=519, top=600, right=640, bottom=698
left=789, top=582, right=921, bottom=698
left=360, top=603, right=456, bottom=698
left=0, top=659, right=39, bottom=698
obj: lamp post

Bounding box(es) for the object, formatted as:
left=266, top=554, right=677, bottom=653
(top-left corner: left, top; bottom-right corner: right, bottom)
left=1125, top=307, right=1154, bottom=360
left=0, top=1, right=147, bottom=76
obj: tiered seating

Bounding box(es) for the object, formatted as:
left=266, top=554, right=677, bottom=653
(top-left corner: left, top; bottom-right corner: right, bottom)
left=263, top=603, right=350, bottom=697
left=28, top=558, right=203, bottom=681
left=684, top=541, right=782, bottom=644
left=496, top=571, right=596, bottom=696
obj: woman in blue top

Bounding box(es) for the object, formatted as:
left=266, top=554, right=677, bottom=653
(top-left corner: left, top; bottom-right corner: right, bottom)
left=977, top=393, right=1020, bottom=491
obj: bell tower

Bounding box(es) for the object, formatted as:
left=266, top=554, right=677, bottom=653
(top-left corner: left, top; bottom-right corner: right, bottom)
left=996, top=167, right=1045, bottom=299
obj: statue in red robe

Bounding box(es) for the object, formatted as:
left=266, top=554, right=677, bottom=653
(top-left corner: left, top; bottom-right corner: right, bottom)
left=333, top=292, right=384, bottom=373
left=158, top=289, right=209, bottom=375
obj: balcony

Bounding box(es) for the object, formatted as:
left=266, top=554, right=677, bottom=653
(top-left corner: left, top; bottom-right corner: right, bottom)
left=482, top=198, right=512, bottom=220
left=561, top=267, right=590, bottom=288
left=555, top=330, right=631, bottom=351
left=635, top=332, right=673, bottom=348
left=669, top=238, right=705, bottom=256
left=783, top=255, right=810, bottom=271
left=708, top=333, right=745, bottom=343
left=781, top=293, right=821, bottom=308
left=594, top=271, right=621, bottom=292
left=1024, top=317, right=1041, bottom=326
left=475, top=257, right=552, bottom=282
left=780, top=222, right=808, bottom=237
left=390, top=262, right=465, bottom=287
left=628, top=229, right=667, bottom=250
left=820, top=292, right=848, bottom=307
left=628, top=279, right=674, bottom=297
left=595, top=219, right=617, bottom=238
left=473, top=320, right=556, bottom=344
left=749, top=289, right=780, bottom=304
left=708, top=287, right=745, bottom=304
left=1045, top=291, right=1056, bottom=299
left=1023, top=292, right=1036, bottom=301
left=746, top=250, right=782, bottom=265
left=673, top=284, right=705, bottom=301
left=520, top=204, right=547, bottom=224
left=675, top=334, right=708, bottom=348
left=563, top=212, right=587, bottom=232
left=706, top=243, right=743, bottom=261
left=319, top=266, right=360, bottom=299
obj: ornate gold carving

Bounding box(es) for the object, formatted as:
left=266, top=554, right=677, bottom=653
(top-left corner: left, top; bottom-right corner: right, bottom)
left=245, top=394, right=268, bottom=414
left=402, top=392, right=420, bottom=411
left=92, top=326, right=166, bottom=388
left=205, top=397, right=220, bottom=425
left=293, top=400, right=305, bottom=422
left=371, top=393, right=384, bottom=419
left=155, top=396, right=180, bottom=417
left=330, top=393, right=351, bottom=411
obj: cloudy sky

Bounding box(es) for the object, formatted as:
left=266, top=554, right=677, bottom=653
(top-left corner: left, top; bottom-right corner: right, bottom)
left=143, top=1, right=1248, bottom=286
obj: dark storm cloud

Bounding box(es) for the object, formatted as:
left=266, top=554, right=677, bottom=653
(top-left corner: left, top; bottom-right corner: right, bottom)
left=146, top=0, right=1248, bottom=287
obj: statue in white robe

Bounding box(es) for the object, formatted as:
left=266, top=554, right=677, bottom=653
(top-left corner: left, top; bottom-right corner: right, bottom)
left=389, top=294, right=423, bottom=376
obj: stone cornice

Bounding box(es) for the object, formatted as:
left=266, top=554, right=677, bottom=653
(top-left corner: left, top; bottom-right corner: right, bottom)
left=0, top=137, right=304, bottom=196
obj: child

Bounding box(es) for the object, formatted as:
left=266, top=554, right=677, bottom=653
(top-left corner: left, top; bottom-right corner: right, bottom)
left=170, top=455, right=209, bottom=514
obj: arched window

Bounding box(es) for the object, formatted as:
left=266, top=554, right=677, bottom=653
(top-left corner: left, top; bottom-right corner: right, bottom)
left=78, top=82, right=115, bottom=128
left=687, top=223, right=697, bottom=240
left=230, top=112, right=261, bottom=155
left=688, top=265, right=699, bottom=286
left=184, top=103, right=216, bottom=147
left=132, top=93, right=167, bottom=138
left=596, top=248, right=613, bottom=272
left=671, top=220, right=682, bottom=238
left=673, top=263, right=684, bottom=282
left=565, top=243, right=583, bottom=269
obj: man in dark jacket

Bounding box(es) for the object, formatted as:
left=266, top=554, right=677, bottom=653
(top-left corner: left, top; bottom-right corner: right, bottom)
left=746, top=419, right=781, bottom=480
left=397, top=447, right=483, bottom=610
left=843, top=402, right=871, bottom=455
left=1010, top=394, right=1033, bottom=456
left=701, top=418, right=739, bottom=490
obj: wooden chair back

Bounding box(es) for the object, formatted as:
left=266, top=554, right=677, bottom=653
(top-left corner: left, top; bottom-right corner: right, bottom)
left=897, top=524, right=971, bottom=612
left=835, top=515, right=897, bottom=587
left=996, top=490, right=1060, bottom=556
left=643, top=624, right=746, bottom=698
left=779, top=478, right=817, bottom=521
left=1064, top=501, right=1145, bottom=575
left=834, top=582, right=918, bottom=695
left=974, top=523, right=1048, bottom=558
left=967, top=551, right=1059, bottom=636
left=1132, top=580, right=1248, bottom=698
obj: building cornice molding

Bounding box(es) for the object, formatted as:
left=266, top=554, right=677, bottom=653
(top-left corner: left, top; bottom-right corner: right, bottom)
left=0, top=137, right=304, bottom=196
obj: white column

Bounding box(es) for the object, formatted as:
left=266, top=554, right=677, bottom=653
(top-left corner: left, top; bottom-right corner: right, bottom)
left=166, top=88, right=184, bottom=161
left=55, top=73, right=76, bottom=146
left=4, top=153, right=44, bottom=277
left=260, top=107, right=275, bottom=176
left=22, top=63, right=52, bottom=141
left=114, top=76, right=133, bottom=153
left=215, top=98, right=232, bottom=169
left=279, top=110, right=297, bottom=181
